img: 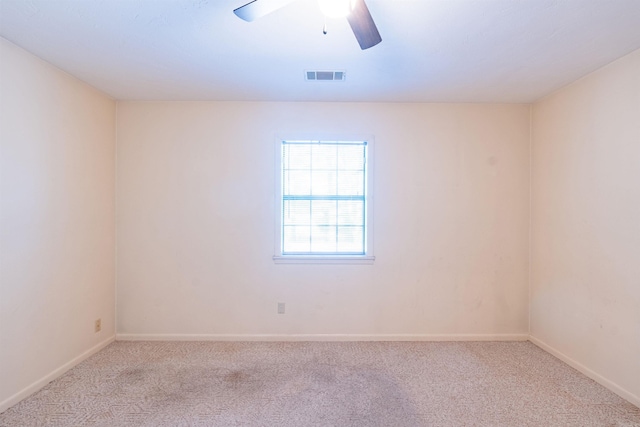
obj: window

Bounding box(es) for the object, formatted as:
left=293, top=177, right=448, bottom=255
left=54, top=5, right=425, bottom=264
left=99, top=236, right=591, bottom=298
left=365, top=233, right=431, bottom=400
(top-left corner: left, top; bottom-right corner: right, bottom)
left=274, top=139, right=374, bottom=264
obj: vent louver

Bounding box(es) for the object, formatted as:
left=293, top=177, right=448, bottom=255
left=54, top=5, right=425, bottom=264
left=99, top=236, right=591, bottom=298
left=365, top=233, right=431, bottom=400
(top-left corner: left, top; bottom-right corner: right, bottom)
left=305, top=70, right=346, bottom=81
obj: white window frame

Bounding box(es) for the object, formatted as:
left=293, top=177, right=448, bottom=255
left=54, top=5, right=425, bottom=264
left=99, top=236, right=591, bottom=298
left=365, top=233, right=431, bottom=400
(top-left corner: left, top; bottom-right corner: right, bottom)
left=273, top=135, right=375, bottom=264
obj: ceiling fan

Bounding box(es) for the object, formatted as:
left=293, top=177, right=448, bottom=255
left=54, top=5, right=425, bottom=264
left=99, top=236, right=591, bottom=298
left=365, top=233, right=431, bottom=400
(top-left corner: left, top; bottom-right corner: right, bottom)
left=233, top=0, right=382, bottom=50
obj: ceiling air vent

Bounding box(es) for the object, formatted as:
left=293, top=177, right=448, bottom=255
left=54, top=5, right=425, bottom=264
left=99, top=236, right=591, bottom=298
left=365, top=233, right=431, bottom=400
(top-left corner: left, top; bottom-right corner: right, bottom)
left=305, top=70, right=346, bottom=81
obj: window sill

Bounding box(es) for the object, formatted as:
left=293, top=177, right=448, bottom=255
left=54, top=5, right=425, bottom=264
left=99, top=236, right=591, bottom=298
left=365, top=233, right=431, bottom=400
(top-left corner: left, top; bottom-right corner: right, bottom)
left=273, top=255, right=375, bottom=265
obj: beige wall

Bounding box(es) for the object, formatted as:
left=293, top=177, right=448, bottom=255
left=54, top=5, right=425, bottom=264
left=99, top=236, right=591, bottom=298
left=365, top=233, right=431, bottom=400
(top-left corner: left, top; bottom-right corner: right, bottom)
left=0, top=38, right=116, bottom=410
left=531, top=49, right=640, bottom=404
left=116, top=101, right=531, bottom=338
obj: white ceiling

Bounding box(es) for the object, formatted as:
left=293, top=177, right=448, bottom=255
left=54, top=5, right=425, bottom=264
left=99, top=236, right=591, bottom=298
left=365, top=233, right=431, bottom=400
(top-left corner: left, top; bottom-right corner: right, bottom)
left=1, top=0, right=640, bottom=102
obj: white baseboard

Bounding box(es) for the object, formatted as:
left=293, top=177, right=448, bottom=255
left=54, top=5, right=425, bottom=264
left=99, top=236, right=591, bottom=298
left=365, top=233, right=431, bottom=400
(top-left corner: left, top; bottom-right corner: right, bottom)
left=529, top=335, right=640, bottom=408
left=0, top=335, right=115, bottom=413
left=116, top=333, right=529, bottom=342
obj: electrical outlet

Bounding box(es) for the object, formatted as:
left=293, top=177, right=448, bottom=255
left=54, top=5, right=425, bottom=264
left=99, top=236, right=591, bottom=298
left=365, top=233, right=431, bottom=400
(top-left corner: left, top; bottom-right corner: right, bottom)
left=277, top=302, right=285, bottom=314
left=95, top=319, right=101, bottom=333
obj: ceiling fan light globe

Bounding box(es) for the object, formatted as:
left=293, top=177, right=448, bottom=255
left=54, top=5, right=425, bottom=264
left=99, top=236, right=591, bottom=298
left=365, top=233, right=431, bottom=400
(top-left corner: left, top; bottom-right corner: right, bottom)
left=318, top=0, right=355, bottom=18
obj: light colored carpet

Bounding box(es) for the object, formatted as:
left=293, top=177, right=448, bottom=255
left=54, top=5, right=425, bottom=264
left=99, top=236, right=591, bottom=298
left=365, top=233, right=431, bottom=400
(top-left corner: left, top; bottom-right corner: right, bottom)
left=1, top=341, right=639, bottom=426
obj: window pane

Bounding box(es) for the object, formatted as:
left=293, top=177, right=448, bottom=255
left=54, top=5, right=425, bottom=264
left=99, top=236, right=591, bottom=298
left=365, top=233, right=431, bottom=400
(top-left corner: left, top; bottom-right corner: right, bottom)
left=337, top=200, right=363, bottom=225
left=337, top=226, right=364, bottom=253
left=311, top=171, right=337, bottom=196
left=311, top=144, right=337, bottom=170
left=338, top=145, right=365, bottom=170
left=337, top=171, right=364, bottom=195
left=311, top=200, right=337, bottom=226
left=311, top=226, right=336, bottom=252
left=283, top=170, right=310, bottom=196
left=283, top=200, right=310, bottom=226
left=283, top=226, right=311, bottom=253
left=284, top=144, right=311, bottom=170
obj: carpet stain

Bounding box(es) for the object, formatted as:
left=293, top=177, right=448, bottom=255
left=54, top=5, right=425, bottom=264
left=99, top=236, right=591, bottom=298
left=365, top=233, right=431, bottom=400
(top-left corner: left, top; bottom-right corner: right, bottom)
left=118, top=368, right=146, bottom=381
left=225, top=369, right=251, bottom=385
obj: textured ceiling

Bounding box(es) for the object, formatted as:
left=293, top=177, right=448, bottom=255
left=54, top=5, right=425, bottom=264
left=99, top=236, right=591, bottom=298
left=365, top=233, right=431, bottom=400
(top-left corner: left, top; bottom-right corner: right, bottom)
left=1, top=0, right=640, bottom=102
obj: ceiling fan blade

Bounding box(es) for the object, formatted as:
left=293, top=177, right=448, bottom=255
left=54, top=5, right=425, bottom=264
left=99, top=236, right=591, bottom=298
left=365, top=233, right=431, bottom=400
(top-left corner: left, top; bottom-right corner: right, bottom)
left=233, top=0, right=299, bottom=22
left=346, top=0, right=382, bottom=50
